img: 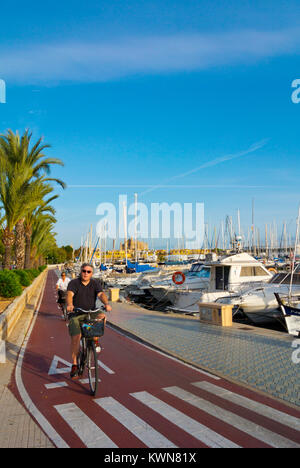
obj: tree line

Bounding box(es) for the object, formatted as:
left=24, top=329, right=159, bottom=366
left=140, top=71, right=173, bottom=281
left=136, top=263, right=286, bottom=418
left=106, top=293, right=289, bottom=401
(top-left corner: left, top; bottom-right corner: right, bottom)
left=0, top=129, right=67, bottom=269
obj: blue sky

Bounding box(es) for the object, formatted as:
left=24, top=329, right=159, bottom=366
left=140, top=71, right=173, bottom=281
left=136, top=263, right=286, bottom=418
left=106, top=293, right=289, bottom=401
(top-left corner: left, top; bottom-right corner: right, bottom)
left=0, top=0, right=300, bottom=249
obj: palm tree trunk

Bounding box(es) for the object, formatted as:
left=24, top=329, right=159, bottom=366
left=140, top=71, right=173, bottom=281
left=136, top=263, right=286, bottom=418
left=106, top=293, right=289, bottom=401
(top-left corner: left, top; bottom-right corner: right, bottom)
left=3, top=227, right=14, bottom=269
left=24, top=225, right=32, bottom=269
left=15, top=219, right=25, bottom=269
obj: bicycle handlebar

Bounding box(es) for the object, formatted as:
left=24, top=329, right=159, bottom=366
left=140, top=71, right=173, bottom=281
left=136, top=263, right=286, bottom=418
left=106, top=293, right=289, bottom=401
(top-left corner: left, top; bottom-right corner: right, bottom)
left=74, top=306, right=106, bottom=313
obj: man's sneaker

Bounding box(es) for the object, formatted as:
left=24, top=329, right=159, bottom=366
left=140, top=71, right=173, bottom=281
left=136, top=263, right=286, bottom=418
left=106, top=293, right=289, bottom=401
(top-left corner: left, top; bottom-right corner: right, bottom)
left=70, top=364, right=79, bottom=379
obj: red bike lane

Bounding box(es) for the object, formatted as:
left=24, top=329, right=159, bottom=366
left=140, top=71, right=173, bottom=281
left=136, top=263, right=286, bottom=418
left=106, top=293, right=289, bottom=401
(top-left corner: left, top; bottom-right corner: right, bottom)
left=10, top=270, right=300, bottom=448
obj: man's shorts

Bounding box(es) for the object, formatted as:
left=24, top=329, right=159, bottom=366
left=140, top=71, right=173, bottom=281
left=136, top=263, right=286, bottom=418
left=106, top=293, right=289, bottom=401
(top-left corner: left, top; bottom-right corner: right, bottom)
left=68, top=312, right=102, bottom=337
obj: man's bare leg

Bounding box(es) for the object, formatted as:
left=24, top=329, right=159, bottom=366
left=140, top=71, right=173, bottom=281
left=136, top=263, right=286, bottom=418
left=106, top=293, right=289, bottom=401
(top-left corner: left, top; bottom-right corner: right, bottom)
left=71, top=334, right=81, bottom=365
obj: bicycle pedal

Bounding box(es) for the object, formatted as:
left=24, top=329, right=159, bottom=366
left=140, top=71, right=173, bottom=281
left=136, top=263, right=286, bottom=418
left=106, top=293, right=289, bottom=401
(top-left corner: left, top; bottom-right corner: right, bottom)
left=96, top=346, right=102, bottom=353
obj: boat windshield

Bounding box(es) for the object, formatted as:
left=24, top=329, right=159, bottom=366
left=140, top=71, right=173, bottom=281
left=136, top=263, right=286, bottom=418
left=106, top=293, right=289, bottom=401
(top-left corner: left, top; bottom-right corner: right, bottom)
left=190, top=263, right=204, bottom=272
left=188, top=266, right=210, bottom=278
left=269, top=273, right=300, bottom=285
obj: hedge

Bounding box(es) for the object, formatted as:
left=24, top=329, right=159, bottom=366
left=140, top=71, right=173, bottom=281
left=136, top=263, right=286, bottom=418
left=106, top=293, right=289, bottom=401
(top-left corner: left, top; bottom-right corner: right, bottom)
left=0, top=270, right=23, bottom=298
left=0, top=267, right=47, bottom=299
left=13, top=269, right=31, bottom=287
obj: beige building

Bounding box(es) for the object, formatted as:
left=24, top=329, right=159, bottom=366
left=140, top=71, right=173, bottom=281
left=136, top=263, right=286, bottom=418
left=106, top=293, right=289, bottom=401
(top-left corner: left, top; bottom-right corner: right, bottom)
left=120, top=238, right=148, bottom=251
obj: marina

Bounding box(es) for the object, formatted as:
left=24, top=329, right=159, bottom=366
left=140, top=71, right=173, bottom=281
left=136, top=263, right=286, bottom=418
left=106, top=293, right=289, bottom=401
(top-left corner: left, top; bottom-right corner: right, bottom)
left=65, top=213, right=300, bottom=340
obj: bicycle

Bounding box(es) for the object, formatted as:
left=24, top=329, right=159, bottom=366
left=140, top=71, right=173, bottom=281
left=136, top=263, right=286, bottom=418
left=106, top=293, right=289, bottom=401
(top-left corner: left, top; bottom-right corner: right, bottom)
left=68, top=307, right=106, bottom=396
left=58, top=290, right=68, bottom=320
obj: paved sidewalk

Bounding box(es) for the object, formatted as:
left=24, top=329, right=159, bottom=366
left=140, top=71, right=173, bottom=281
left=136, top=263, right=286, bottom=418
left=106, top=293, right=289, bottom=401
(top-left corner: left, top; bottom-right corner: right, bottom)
left=0, top=278, right=54, bottom=448
left=105, top=301, right=300, bottom=408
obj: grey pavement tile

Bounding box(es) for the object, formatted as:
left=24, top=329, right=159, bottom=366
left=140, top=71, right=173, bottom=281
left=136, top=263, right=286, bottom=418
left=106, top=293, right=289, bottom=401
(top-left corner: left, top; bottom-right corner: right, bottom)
left=109, top=305, right=300, bottom=407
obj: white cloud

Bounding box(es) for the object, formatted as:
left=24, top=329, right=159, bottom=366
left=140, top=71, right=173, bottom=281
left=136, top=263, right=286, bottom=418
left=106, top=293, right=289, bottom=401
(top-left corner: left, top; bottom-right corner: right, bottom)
left=1, top=28, right=300, bottom=84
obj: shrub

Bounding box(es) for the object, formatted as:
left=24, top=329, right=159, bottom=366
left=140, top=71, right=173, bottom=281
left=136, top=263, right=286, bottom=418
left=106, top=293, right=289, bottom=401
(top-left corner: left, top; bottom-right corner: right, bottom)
left=24, top=269, right=35, bottom=281
left=25, top=268, right=39, bottom=280
left=0, top=270, right=23, bottom=298
left=30, top=268, right=40, bottom=278
left=13, top=270, right=31, bottom=287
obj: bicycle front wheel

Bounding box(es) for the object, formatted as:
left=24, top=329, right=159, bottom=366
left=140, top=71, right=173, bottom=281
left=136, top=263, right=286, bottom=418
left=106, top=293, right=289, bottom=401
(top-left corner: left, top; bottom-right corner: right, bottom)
left=87, top=342, right=99, bottom=396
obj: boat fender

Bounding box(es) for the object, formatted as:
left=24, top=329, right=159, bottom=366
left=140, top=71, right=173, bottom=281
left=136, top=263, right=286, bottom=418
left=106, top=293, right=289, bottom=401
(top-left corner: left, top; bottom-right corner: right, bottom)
left=172, top=271, right=186, bottom=285
left=268, top=267, right=277, bottom=274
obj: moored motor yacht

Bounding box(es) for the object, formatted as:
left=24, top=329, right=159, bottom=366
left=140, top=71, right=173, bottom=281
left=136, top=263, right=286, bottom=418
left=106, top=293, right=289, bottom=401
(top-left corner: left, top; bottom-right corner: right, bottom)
left=168, top=253, right=273, bottom=314
left=146, top=262, right=210, bottom=303
left=218, top=265, right=300, bottom=324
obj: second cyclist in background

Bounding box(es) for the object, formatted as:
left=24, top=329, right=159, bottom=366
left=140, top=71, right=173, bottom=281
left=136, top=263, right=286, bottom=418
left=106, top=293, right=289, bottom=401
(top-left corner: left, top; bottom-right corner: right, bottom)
left=56, top=271, right=71, bottom=318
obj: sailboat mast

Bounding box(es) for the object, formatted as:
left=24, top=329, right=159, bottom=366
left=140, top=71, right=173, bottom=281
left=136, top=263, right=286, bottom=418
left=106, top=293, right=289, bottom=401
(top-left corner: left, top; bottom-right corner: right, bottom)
left=123, top=202, right=128, bottom=266
left=252, top=198, right=256, bottom=256
left=134, top=193, right=138, bottom=264
left=289, top=206, right=300, bottom=298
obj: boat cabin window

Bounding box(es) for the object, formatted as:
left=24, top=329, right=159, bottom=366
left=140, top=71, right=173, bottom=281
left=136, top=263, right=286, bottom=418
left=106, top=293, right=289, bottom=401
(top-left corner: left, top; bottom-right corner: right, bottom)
left=240, top=266, right=269, bottom=277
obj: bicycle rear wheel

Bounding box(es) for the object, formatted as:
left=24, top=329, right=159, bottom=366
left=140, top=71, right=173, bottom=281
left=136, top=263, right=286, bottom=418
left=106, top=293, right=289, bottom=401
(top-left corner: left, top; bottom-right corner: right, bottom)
left=87, top=341, right=99, bottom=396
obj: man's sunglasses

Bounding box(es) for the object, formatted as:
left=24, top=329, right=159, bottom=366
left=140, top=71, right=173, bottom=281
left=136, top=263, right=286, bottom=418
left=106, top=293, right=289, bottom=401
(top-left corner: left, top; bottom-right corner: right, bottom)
left=82, top=269, right=93, bottom=274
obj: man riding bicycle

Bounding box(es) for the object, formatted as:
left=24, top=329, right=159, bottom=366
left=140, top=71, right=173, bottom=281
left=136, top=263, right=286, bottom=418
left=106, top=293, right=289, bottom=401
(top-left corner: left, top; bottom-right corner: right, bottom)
left=67, top=263, right=112, bottom=379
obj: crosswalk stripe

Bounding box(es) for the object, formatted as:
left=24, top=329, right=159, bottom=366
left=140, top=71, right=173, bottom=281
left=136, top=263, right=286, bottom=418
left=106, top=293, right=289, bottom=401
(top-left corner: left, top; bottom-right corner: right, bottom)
left=164, top=386, right=299, bottom=448
left=131, top=391, right=239, bottom=448
left=193, top=381, right=300, bottom=432
left=95, top=397, right=177, bottom=448
left=54, top=402, right=117, bottom=448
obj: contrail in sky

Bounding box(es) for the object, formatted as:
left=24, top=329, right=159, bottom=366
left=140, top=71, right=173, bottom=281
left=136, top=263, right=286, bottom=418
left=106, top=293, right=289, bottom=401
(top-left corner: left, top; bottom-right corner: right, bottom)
left=139, top=139, right=269, bottom=197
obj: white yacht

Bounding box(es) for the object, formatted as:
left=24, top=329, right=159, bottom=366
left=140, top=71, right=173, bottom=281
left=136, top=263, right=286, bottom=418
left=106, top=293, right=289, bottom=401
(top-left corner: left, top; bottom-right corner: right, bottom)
left=218, top=265, right=300, bottom=324
left=168, top=253, right=273, bottom=314
left=147, top=262, right=210, bottom=303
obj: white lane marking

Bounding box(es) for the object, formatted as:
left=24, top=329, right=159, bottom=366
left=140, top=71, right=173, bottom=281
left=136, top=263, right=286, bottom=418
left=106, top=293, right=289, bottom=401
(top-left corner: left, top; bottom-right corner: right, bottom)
left=79, top=378, right=101, bottom=384
left=95, top=397, right=177, bottom=448
left=131, top=391, right=239, bottom=448
left=193, top=381, right=300, bottom=432
left=15, top=278, right=69, bottom=448
left=0, top=339, right=6, bottom=364
left=48, top=355, right=72, bottom=375
left=54, top=402, right=117, bottom=448
left=45, top=382, right=68, bottom=389
left=164, top=386, right=299, bottom=448
left=97, top=360, right=115, bottom=374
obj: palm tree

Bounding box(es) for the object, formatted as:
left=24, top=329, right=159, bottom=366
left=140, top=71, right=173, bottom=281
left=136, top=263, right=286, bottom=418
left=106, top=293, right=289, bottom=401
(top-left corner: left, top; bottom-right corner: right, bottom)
left=30, top=215, right=57, bottom=267
left=0, top=129, right=65, bottom=268
left=24, top=188, right=57, bottom=268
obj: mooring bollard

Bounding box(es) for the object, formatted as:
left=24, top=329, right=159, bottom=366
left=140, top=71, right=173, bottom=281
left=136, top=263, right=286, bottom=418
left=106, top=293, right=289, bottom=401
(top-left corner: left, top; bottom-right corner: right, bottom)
left=198, top=302, right=233, bottom=327
left=109, top=288, right=120, bottom=302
